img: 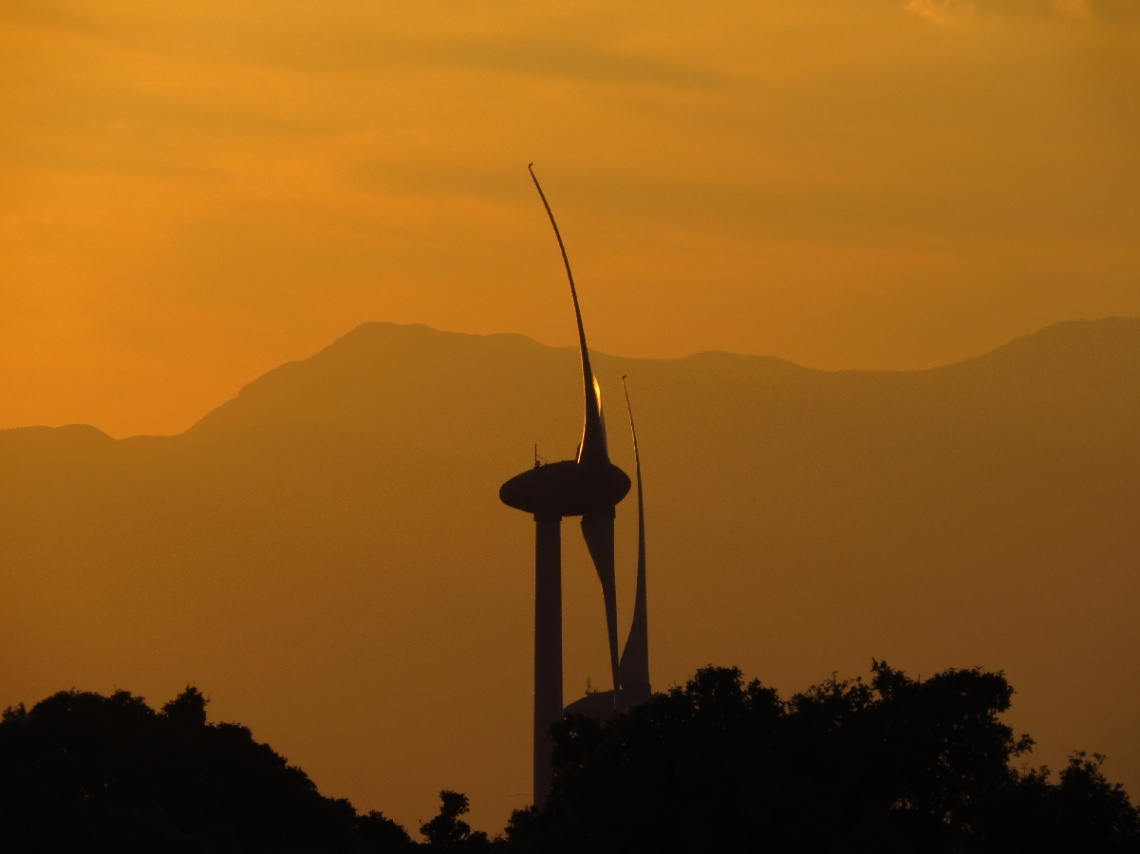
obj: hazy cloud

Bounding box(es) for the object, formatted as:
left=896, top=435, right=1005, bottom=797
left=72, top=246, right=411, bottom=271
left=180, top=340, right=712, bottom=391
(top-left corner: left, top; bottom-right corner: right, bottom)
left=903, top=0, right=977, bottom=25
left=903, top=0, right=1140, bottom=23
left=4, top=0, right=1138, bottom=438
left=1088, top=0, right=1140, bottom=24
left=1053, top=0, right=1093, bottom=19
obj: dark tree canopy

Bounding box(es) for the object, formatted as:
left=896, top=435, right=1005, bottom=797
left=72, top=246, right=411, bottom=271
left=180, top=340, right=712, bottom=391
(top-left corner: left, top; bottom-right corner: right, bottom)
left=508, top=663, right=1140, bottom=854
left=0, top=686, right=415, bottom=853
left=419, top=790, right=497, bottom=852
left=3, top=669, right=1137, bottom=853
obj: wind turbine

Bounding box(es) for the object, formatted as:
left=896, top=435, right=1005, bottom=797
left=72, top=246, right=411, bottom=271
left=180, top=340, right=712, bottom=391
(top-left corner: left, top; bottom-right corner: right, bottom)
left=500, top=165, right=631, bottom=804
left=617, top=377, right=650, bottom=706
left=562, top=379, right=651, bottom=715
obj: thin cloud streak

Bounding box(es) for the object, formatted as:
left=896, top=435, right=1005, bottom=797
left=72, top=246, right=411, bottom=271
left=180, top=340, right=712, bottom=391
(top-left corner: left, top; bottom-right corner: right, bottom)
left=903, top=0, right=977, bottom=26
left=1, top=0, right=1138, bottom=435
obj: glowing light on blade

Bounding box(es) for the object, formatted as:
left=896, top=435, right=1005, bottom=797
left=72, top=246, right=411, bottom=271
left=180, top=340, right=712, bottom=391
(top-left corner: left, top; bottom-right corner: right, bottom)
left=528, top=164, right=609, bottom=472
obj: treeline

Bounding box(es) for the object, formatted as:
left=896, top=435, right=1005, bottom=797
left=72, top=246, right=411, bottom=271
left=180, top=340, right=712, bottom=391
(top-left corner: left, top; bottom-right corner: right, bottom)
left=510, top=663, right=1140, bottom=853
left=3, top=664, right=1138, bottom=852
left=0, top=686, right=427, bottom=853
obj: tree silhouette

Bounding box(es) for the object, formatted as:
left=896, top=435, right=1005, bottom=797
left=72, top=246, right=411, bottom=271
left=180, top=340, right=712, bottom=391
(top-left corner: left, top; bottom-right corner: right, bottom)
left=420, top=790, right=500, bottom=852
left=507, top=662, right=1140, bottom=853
left=0, top=686, right=413, bottom=852
left=4, top=673, right=1136, bottom=852
left=357, top=809, right=418, bottom=852
left=162, top=684, right=209, bottom=726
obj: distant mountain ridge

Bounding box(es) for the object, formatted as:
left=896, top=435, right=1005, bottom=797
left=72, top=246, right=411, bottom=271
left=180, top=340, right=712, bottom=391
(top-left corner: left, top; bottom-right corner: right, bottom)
left=7, top=317, right=1137, bottom=447
left=2, top=316, right=1138, bottom=835
left=184, top=316, right=1140, bottom=453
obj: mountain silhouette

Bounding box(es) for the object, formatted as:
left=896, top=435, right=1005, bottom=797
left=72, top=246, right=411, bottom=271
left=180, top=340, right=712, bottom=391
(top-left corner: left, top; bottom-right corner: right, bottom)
left=2, top=317, right=1137, bottom=834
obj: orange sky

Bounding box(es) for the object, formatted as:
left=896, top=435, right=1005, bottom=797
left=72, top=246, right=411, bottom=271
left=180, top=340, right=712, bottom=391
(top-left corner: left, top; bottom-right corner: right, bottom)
left=3, top=0, right=1138, bottom=437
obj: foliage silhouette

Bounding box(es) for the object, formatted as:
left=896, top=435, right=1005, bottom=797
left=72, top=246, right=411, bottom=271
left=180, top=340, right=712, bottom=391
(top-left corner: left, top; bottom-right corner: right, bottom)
left=507, top=662, right=1140, bottom=854
left=0, top=686, right=415, bottom=853
left=357, top=810, right=418, bottom=853
left=419, top=790, right=501, bottom=852
left=3, top=670, right=1137, bottom=852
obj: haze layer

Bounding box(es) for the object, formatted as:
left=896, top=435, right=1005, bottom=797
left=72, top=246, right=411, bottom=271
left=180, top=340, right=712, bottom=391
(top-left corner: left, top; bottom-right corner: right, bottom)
left=2, top=318, right=1137, bottom=833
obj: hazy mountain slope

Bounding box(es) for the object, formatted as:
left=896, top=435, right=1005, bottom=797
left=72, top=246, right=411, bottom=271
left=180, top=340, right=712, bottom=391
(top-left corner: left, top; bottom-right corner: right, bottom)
left=0, top=418, right=529, bottom=829
left=2, top=317, right=1137, bottom=835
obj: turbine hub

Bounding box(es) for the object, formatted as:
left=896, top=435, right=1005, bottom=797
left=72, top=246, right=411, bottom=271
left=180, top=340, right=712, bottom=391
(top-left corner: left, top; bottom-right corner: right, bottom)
left=500, top=460, right=631, bottom=518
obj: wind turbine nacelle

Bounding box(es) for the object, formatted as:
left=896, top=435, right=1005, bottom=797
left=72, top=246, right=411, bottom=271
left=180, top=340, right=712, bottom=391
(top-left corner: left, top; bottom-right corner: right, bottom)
left=500, top=459, right=631, bottom=518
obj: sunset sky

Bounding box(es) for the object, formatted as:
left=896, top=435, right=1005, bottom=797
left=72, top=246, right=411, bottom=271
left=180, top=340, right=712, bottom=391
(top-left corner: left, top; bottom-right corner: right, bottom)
left=3, top=0, right=1138, bottom=437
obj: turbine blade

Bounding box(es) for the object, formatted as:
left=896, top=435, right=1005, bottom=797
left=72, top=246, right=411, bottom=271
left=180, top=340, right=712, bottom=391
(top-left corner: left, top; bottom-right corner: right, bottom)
left=618, top=378, right=651, bottom=706
left=528, top=164, right=609, bottom=471
left=580, top=508, right=621, bottom=696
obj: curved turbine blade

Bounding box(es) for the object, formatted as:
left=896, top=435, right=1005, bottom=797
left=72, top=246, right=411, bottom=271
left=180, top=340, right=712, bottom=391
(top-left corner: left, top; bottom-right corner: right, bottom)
left=580, top=508, right=621, bottom=696
left=618, top=378, right=650, bottom=706
left=528, top=164, right=609, bottom=472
